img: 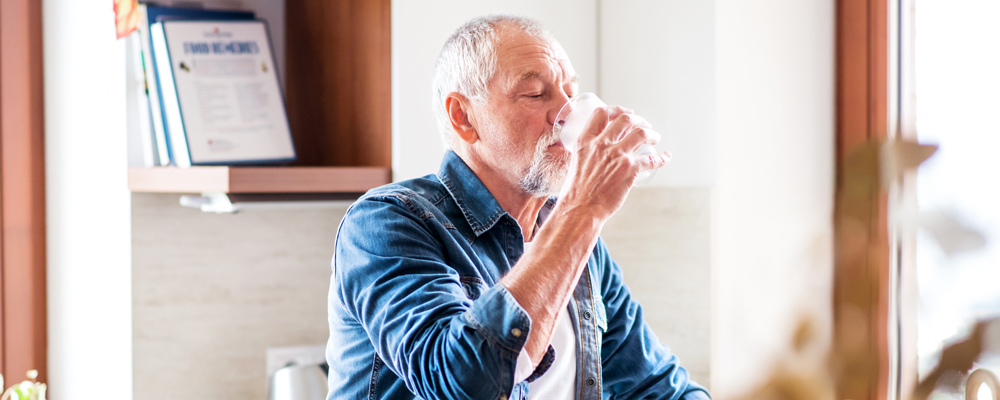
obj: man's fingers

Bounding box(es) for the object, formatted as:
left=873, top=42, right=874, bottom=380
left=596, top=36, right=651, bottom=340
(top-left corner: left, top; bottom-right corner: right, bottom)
left=632, top=151, right=672, bottom=172
left=582, top=107, right=610, bottom=139
left=581, top=106, right=639, bottom=143
left=605, top=106, right=633, bottom=121
left=617, top=127, right=661, bottom=153
left=617, top=114, right=651, bottom=141
left=599, top=112, right=636, bottom=143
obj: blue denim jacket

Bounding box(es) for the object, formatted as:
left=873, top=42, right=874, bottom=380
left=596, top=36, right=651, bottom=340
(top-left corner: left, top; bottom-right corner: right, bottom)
left=327, top=150, right=710, bottom=400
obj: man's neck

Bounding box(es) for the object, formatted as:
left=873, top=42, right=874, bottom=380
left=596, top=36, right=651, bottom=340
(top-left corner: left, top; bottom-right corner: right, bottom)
left=454, top=149, right=548, bottom=241
left=505, top=195, right=548, bottom=242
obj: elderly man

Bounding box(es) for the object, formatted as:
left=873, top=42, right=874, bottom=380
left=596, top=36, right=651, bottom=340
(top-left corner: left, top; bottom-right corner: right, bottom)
left=327, top=14, right=710, bottom=400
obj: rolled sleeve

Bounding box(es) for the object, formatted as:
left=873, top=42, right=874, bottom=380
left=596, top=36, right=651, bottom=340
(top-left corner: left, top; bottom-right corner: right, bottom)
left=465, top=284, right=532, bottom=352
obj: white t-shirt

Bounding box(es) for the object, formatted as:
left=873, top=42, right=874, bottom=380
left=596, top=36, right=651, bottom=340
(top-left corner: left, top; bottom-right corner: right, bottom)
left=514, top=241, right=577, bottom=399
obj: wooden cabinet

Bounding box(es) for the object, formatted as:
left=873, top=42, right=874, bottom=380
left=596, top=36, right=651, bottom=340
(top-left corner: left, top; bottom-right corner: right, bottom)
left=128, top=0, right=392, bottom=194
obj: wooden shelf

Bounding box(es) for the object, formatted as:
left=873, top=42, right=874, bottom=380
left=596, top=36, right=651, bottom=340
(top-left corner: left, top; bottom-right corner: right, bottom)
left=128, top=166, right=391, bottom=194
left=128, top=0, right=392, bottom=200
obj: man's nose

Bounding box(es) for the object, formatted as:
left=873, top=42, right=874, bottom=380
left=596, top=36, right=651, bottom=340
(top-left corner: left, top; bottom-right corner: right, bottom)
left=547, top=90, right=572, bottom=127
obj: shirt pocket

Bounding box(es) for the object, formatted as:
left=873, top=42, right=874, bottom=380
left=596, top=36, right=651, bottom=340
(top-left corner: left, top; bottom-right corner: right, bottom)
left=588, top=268, right=608, bottom=332
left=592, top=292, right=608, bottom=332
left=459, top=276, right=488, bottom=300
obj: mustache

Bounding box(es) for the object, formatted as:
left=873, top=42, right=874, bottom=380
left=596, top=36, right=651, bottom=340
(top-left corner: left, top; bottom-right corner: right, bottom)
left=537, top=129, right=560, bottom=148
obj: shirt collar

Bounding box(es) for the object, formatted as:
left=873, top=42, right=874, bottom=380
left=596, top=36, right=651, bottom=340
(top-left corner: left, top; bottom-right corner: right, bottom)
left=437, top=150, right=509, bottom=237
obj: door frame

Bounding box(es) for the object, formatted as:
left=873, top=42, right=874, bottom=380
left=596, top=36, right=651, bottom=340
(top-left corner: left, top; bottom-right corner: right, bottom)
left=0, top=0, right=47, bottom=385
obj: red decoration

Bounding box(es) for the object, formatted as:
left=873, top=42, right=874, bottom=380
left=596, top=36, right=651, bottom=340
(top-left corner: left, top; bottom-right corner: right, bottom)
left=114, top=0, right=140, bottom=39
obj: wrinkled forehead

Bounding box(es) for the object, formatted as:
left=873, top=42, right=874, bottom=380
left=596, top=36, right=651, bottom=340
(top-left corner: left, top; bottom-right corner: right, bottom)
left=492, top=27, right=577, bottom=90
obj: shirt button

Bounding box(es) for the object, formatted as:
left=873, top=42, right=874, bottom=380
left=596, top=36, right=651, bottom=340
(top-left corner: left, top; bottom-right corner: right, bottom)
left=583, top=311, right=592, bottom=320
left=586, top=377, right=597, bottom=386
left=511, top=328, right=522, bottom=337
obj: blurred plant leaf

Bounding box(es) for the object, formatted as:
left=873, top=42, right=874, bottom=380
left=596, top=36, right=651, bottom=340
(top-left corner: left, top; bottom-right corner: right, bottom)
left=919, top=209, right=987, bottom=256
left=737, top=138, right=942, bottom=400
left=880, top=140, right=938, bottom=183
left=735, top=317, right=837, bottom=400
left=913, top=319, right=996, bottom=400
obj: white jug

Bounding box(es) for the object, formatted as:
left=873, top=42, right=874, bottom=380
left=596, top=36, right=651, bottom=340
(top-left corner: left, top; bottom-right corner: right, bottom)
left=268, top=363, right=329, bottom=400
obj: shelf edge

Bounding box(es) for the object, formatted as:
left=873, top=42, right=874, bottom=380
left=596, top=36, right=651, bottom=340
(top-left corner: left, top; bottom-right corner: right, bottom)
left=128, top=166, right=231, bottom=193
left=128, top=166, right=392, bottom=194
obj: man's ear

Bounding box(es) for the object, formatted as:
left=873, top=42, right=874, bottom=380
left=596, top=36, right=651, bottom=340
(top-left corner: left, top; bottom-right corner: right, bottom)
left=445, top=93, right=479, bottom=144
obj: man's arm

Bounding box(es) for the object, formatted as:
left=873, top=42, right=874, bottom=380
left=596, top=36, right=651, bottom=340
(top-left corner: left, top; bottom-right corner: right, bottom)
left=501, top=108, right=668, bottom=365
left=594, top=240, right=712, bottom=399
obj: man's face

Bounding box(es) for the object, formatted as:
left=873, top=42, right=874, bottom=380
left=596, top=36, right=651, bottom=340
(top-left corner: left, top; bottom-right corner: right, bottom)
left=471, top=28, right=579, bottom=197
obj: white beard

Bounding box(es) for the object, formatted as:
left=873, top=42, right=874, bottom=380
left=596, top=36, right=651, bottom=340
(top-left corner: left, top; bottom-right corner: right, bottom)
left=518, top=130, right=569, bottom=197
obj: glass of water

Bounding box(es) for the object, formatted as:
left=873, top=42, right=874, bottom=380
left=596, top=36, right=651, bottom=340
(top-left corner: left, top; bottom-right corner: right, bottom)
left=553, top=92, right=666, bottom=183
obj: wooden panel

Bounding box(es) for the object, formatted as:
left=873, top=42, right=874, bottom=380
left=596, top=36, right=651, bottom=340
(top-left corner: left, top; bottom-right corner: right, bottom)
left=837, top=0, right=872, bottom=154
left=834, top=0, right=890, bottom=399
left=228, top=167, right=390, bottom=193
left=285, top=0, right=392, bottom=167
left=0, top=0, right=47, bottom=385
left=128, top=166, right=391, bottom=194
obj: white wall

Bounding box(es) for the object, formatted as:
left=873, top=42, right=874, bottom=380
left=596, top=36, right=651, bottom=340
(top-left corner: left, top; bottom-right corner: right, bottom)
left=711, top=0, right=835, bottom=397
left=44, top=0, right=133, bottom=398
left=391, top=0, right=598, bottom=181
left=599, top=0, right=716, bottom=187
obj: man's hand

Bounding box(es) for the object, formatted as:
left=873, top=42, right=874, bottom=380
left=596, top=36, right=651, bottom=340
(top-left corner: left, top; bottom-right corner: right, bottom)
left=558, top=106, right=669, bottom=223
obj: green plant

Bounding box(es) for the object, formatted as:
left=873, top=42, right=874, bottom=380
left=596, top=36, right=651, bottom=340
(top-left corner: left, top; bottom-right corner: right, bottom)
left=0, top=370, right=46, bottom=400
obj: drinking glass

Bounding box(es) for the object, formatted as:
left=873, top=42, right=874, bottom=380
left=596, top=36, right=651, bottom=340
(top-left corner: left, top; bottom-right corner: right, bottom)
left=553, top=92, right=666, bottom=184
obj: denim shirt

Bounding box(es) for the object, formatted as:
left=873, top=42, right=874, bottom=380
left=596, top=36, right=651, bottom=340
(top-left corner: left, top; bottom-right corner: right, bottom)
left=327, top=150, right=710, bottom=400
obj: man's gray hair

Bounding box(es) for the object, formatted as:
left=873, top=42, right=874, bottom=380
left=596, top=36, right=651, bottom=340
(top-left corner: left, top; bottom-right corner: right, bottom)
left=432, top=14, right=552, bottom=148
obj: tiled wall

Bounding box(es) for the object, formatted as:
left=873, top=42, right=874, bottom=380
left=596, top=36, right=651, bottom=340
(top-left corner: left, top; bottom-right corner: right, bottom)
left=132, top=193, right=346, bottom=399
left=602, top=187, right=711, bottom=386
left=131, top=187, right=710, bottom=399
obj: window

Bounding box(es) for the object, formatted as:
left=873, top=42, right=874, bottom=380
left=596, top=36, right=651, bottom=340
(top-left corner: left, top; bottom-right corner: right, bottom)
left=913, top=0, right=1000, bottom=397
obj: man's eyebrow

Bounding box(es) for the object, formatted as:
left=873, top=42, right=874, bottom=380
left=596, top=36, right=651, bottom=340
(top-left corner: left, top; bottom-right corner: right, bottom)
left=514, top=71, right=543, bottom=85
left=512, top=72, right=578, bottom=87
